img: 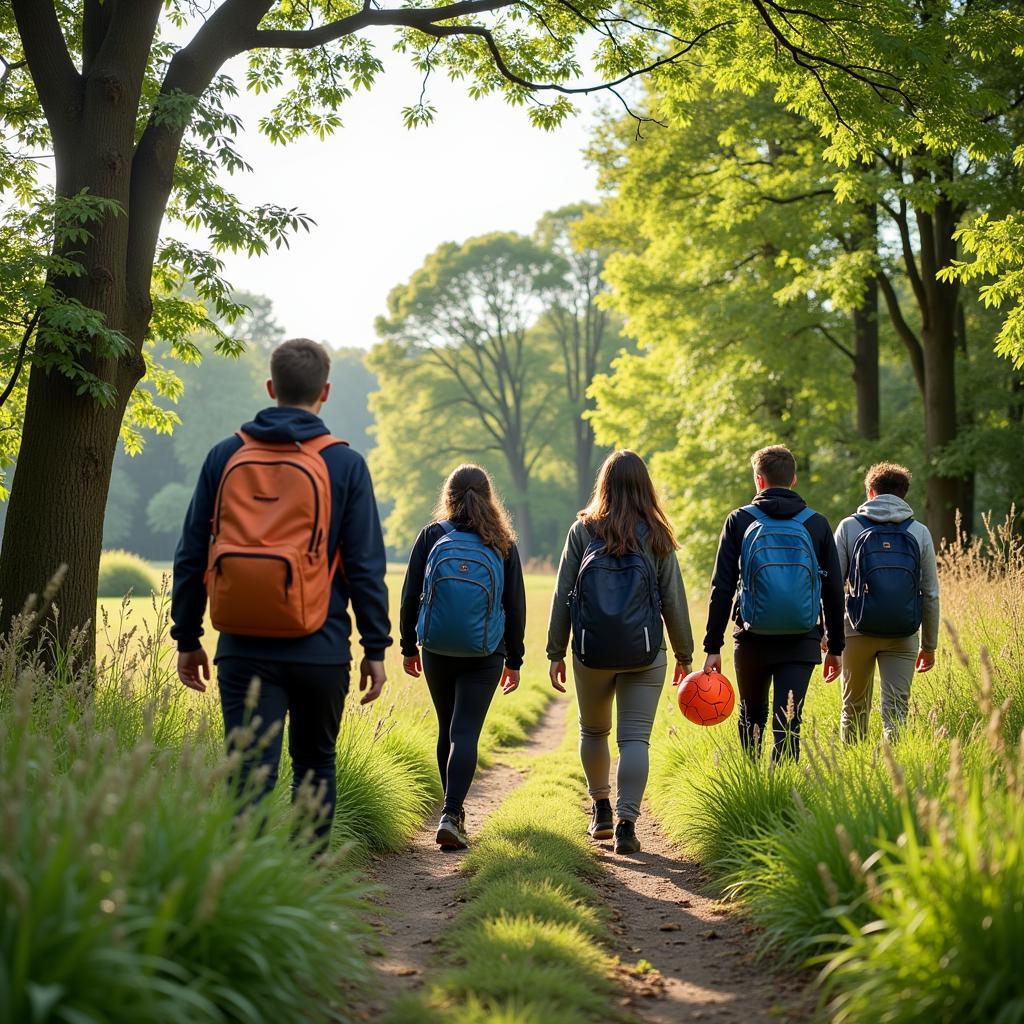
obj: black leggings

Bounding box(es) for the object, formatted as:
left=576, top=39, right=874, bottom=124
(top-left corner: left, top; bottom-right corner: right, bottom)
left=733, top=646, right=815, bottom=762
left=422, top=650, right=502, bottom=817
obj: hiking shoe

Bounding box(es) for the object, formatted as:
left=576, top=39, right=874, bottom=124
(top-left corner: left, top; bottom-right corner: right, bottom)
left=588, top=799, right=614, bottom=840
left=614, top=819, right=641, bottom=855
left=436, top=812, right=468, bottom=850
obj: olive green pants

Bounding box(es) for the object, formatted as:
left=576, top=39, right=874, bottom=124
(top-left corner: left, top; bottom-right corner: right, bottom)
left=840, top=633, right=917, bottom=742
left=573, top=652, right=667, bottom=822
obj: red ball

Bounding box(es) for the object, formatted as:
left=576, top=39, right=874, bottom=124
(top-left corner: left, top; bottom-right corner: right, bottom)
left=677, top=670, right=736, bottom=727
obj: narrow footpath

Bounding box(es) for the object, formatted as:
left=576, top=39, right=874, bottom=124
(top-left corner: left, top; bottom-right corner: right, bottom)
left=357, top=699, right=567, bottom=1017
left=357, top=699, right=813, bottom=1022
left=594, top=816, right=814, bottom=1023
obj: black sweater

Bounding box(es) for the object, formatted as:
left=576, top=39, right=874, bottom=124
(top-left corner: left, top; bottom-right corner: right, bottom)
left=399, top=520, right=527, bottom=669
left=703, top=488, right=846, bottom=661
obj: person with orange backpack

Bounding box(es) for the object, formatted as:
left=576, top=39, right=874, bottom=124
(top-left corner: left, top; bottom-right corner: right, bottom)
left=171, top=338, right=391, bottom=845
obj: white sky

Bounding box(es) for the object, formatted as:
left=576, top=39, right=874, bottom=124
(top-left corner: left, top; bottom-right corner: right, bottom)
left=208, top=48, right=607, bottom=348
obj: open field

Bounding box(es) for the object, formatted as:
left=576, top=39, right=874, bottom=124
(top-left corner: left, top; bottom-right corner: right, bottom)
left=5, top=536, right=1023, bottom=1023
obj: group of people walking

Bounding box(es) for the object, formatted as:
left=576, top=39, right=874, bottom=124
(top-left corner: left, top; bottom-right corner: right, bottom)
left=172, top=338, right=940, bottom=855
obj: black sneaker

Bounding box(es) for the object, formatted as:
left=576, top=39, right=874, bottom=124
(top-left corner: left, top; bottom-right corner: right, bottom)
left=588, top=799, right=614, bottom=840
left=436, top=812, right=468, bottom=850
left=614, top=819, right=641, bottom=855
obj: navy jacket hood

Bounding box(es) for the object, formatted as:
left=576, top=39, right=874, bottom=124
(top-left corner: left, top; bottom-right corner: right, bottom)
left=241, top=406, right=330, bottom=442
left=751, top=487, right=806, bottom=519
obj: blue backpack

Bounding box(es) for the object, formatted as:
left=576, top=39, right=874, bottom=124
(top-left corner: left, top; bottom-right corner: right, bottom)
left=846, top=516, right=922, bottom=637
left=416, top=522, right=505, bottom=657
left=738, top=505, right=822, bottom=635
left=569, top=522, right=663, bottom=669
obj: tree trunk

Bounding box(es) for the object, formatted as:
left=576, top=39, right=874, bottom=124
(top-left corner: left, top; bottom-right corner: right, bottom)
left=0, top=363, right=137, bottom=657
left=921, top=318, right=959, bottom=544
left=852, top=280, right=880, bottom=440
left=852, top=202, right=880, bottom=440
left=575, top=418, right=595, bottom=510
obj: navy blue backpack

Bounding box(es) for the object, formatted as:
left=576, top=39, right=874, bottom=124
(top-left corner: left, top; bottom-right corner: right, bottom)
left=846, top=517, right=922, bottom=637
left=569, top=522, right=662, bottom=669
left=738, top=505, right=822, bottom=634
left=416, top=522, right=505, bottom=656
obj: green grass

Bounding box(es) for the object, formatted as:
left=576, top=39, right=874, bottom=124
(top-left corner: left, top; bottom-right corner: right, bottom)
left=387, top=704, right=618, bottom=1024
left=645, top=519, right=1024, bottom=1021
left=1, top=564, right=559, bottom=1022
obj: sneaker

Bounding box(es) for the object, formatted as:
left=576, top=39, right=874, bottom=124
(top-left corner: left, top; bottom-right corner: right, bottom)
left=436, top=812, right=468, bottom=850
left=588, top=799, right=614, bottom=840
left=614, top=819, right=641, bottom=855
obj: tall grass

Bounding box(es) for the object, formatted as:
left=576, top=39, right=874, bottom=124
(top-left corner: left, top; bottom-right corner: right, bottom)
left=646, top=514, right=1024, bottom=1018
left=1, top=570, right=556, bottom=1021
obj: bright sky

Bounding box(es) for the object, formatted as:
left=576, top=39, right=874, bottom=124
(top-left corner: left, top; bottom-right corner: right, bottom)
left=209, top=48, right=607, bottom=348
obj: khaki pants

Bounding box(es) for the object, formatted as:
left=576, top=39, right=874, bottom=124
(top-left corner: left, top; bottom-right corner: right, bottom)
left=573, top=652, right=667, bottom=822
left=840, top=633, right=917, bottom=742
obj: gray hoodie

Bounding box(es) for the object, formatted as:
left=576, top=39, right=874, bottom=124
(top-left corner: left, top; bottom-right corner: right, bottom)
left=833, top=494, right=940, bottom=651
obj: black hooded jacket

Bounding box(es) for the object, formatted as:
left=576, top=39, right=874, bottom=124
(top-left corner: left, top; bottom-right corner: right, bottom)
left=171, top=406, right=392, bottom=665
left=703, top=488, right=845, bottom=662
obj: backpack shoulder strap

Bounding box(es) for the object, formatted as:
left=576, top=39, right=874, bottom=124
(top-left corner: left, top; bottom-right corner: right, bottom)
left=438, top=520, right=457, bottom=536
left=742, top=503, right=765, bottom=522
left=303, top=433, right=348, bottom=455
left=853, top=514, right=875, bottom=530
left=896, top=517, right=914, bottom=532
left=792, top=507, right=815, bottom=526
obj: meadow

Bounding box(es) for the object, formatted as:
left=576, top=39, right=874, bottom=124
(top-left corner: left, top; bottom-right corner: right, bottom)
left=3, top=536, right=1021, bottom=1023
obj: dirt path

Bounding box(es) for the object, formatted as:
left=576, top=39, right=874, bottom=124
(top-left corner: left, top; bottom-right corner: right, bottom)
left=358, top=699, right=811, bottom=1023
left=594, top=814, right=814, bottom=1023
left=358, top=699, right=568, bottom=1016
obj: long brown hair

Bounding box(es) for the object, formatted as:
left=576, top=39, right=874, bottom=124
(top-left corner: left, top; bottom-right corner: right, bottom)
left=579, top=450, right=678, bottom=558
left=434, top=464, right=516, bottom=556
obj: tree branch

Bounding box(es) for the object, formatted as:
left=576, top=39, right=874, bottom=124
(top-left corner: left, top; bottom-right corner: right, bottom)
left=9, top=0, right=80, bottom=134
left=0, top=308, right=40, bottom=410
left=877, top=271, right=925, bottom=393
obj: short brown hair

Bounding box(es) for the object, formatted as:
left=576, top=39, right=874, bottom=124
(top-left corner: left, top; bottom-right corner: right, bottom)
left=865, top=462, right=912, bottom=498
left=751, top=445, right=797, bottom=487
left=270, top=338, right=330, bottom=407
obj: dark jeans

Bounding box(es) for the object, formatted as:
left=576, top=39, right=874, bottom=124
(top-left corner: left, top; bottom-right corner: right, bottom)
left=422, top=650, right=502, bottom=817
left=217, top=657, right=349, bottom=844
left=733, top=645, right=815, bottom=762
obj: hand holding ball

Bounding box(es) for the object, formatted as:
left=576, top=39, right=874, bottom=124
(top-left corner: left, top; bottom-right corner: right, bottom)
left=678, top=669, right=736, bottom=726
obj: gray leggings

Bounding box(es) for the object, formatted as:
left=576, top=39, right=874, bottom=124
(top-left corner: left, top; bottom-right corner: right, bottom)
left=573, top=652, right=667, bottom=822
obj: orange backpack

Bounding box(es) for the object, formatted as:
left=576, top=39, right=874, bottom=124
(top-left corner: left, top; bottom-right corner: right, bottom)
left=206, top=431, right=346, bottom=638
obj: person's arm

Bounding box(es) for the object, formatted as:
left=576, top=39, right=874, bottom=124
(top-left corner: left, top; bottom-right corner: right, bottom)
left=546, top=522, right=586, bottom=662
left=834, top=518, right=851, bottom=582
left=338, top=458, right=391, bottom=661
left=501, top=544, right=527, bottom=670
left=658, top=552, right=694, bottom=668
left=818, top=519, right=846, bottom=656
left=704, top=512, right=741, bottom=656
left=171, top=448, right=222, bottom=654
left=918, top=526, right=941, bottom=653
left=399, top=528, right=431, bottom=659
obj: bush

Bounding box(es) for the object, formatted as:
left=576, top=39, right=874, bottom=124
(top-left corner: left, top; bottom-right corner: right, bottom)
left=98, top=549, right=158, bottom=598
